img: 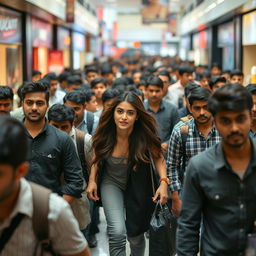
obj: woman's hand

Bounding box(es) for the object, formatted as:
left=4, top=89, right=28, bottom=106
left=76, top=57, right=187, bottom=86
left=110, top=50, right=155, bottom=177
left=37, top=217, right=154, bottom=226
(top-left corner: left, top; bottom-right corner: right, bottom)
left=86, top=180, right=100, bottom=201
left=152, top=181, right=168, bottom=204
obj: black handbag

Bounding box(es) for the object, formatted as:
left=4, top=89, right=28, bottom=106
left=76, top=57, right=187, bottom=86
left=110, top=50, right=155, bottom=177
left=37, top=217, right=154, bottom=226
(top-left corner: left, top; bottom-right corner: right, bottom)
left=149, top=201, right=173, bottom=256
left=149, top=153, right=175, bottom=256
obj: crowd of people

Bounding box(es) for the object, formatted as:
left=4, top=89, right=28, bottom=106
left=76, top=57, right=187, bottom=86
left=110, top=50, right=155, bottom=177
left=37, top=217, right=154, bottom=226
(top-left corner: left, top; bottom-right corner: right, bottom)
left=0, top=55, right=256, bottom=256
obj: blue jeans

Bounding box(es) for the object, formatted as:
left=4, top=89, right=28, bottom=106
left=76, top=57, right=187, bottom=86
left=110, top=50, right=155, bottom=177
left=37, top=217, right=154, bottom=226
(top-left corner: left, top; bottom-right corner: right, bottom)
left=101, top=180, right=145, bottom=256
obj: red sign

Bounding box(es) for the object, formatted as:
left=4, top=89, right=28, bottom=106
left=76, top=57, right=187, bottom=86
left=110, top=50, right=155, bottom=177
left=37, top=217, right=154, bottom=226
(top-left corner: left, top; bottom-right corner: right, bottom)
left=48, top=50, right=64, bottom=74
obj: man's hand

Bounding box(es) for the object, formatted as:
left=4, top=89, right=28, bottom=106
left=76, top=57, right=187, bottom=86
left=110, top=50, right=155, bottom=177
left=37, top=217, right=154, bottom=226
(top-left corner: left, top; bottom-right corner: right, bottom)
left=171, top=191, right=182, bottom=217
left=63, top=194, right=76, bottom=204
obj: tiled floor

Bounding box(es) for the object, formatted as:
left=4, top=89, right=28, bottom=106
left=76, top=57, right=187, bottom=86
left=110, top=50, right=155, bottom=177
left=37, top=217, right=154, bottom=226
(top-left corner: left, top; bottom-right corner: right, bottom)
left=91, top=208, right=149, bottom=256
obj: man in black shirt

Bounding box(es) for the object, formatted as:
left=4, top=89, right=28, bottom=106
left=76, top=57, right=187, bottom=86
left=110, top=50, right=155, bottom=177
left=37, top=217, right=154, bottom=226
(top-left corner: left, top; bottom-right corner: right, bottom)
left=177, top=83, right=256, bottom=256
left=21, top=81, right=84, bottom=203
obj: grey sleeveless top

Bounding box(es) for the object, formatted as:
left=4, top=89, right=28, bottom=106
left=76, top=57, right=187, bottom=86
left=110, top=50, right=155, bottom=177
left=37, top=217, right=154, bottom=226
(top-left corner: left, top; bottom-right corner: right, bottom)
left=103, top=156, right=129, bottom=190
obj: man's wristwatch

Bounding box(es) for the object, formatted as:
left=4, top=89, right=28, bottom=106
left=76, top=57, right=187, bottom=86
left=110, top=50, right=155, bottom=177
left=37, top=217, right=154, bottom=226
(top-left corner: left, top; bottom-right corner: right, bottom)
left=160, top=177, right=170, bottom=185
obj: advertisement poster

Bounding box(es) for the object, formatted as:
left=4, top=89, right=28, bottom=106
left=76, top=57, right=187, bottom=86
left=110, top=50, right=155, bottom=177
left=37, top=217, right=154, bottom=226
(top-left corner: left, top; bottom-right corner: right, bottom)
left=141, top=0, right=169, bottom=24
left=48, top=50, right=64, bottom=74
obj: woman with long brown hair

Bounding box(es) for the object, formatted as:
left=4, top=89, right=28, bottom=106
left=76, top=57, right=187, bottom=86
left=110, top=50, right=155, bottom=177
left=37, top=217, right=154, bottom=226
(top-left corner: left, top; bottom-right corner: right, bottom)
left=87, top=91, right=168, bottom=256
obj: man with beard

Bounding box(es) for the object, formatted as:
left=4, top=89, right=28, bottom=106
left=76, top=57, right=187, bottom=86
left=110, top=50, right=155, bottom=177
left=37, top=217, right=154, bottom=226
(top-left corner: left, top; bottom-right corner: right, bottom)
left=0, top=86, right=13, bottom=115
left=177, top=83, right=256, bottom=255
left=246, top=83, right=256, bottom=138
left=167, top=86, right=221, bottom=217
left=21, top=81, right=84, bottom=204
left=144, top=76, right=179, bottom=154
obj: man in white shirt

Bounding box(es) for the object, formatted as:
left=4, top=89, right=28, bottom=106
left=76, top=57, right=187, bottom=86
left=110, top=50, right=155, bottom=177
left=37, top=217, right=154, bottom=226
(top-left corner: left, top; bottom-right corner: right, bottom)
left=0, top=115, right=90, bottom=256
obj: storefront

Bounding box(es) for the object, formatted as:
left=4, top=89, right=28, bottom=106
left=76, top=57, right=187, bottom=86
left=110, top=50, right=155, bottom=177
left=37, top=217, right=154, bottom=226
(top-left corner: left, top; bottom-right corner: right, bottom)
left=192, top=30, right=209, bottom=66
left=242, top=10, right=256, bottom=83
left=57, top=26, right=71, bottom=68
left=31, top=17, right=53, bottom=76
left=0, top=6, right=22, bottom=89
left=217, top=21, right=235, bottom=71
left=72, top=31, right=86, bottom=70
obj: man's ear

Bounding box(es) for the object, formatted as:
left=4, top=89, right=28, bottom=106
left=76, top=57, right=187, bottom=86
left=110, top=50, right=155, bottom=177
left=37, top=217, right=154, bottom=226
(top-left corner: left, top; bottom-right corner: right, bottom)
left=83, top=103, right=87, bottom=110
left=15, top=162, right=29, bottom=180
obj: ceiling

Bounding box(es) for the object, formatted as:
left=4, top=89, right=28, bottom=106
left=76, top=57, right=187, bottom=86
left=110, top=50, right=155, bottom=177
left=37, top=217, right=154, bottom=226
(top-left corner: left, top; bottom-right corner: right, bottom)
left=93, top=0, right=191, bottom=14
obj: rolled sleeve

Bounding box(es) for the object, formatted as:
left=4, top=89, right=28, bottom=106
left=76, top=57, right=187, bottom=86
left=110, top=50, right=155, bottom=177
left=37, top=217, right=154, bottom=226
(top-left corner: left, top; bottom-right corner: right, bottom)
left=167, top=127, right=182, bottom=191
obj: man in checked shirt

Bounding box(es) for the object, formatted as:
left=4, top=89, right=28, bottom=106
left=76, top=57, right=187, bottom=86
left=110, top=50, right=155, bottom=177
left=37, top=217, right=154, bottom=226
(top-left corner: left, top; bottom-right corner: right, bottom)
left=166, top=86, right=222, bottom=217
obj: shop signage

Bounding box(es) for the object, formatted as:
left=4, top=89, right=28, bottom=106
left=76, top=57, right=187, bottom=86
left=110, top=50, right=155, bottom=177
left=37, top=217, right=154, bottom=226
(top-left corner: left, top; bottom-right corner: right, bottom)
left=66, top=0, right=75, bottom=23
left=0, top=7, right=21, bottom=43
left=32, top=18, right=53, bottom=48
left=73, top=32, right=85, bottom=51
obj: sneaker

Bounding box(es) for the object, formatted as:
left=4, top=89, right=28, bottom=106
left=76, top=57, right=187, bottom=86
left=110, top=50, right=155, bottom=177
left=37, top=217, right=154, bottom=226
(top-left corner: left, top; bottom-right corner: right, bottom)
left=87, top=234, right=97, bottom=248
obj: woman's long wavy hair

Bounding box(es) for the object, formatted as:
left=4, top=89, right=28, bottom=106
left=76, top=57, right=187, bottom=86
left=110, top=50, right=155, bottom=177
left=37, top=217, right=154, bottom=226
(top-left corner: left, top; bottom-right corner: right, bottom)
left=92, top=91, right=162, bottom=170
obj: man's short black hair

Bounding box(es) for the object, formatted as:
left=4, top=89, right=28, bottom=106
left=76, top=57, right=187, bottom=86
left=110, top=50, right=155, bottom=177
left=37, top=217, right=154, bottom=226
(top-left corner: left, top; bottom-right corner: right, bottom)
left=198, top=71, right=211, bottom=80
left=209, top=76, right=227, bottom=89
left=188, top=86, right=212, bottom=105
left=48, top=104, right=75, bottom=124
left=179, top=65, right=194, bottom=76
left=230, top=69, right=244, bottom=78
left=0, top=116, right=28, bottom=168
left=44, top=72, right=58, bottom=81
left=184, top=82, right=201, bottom=98
left=146, top=76, right=164, bottom=89
left=85, top=66, right=99, bottom=74
left=158, top=70, right=170, bottom=81
left=112, top=77, right=128, bottom=89
left=58, top=72, right=71, bottom=82
left=0, top=86, right=14, bottom=100
left=246, top=83, right=256, bottom=95
left=67, top=75, right=82, bottom=85
left=208, top=83, right=253, bottom=116
left=32, top=70, right=42, bottom=77
left=102, top=89, right=121, bottom=103
left=101, top=65, right=113, bottom=75
left=84, top=89, right=96, bottom=103
left=21, top=81, right=50, bottom=102
left=91, top=77, right=107, bottom=89
left=63, top=90, right=86, bottom=105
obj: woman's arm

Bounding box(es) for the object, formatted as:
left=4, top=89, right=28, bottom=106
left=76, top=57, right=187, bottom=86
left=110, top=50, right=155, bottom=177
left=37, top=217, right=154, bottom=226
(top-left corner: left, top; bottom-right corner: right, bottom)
left=152, top=154, right=168, bottom=204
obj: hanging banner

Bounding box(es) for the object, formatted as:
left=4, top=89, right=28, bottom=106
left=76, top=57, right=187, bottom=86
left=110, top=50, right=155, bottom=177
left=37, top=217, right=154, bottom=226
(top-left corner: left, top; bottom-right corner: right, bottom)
left=66, top=0, right=75, bottom=23
left=141, top=0, right=169, bottom=24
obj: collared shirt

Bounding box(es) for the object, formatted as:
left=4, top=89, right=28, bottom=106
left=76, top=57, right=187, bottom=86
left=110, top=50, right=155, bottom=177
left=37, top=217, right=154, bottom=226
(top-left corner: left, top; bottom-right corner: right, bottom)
left=49, top=89, right=66, bottom=107
left=177, top=140, right=256, bottom=256
left=0, top=178, right=87, bottom=255
left=25, top=122, right=84, bottom=198
left=76, top=110, right=99, bottom=135
left=144, top=99, right=179, bottom=143
left=167, top=118, right=221, bottom=191
left=166, top=80, right=184, bottom=108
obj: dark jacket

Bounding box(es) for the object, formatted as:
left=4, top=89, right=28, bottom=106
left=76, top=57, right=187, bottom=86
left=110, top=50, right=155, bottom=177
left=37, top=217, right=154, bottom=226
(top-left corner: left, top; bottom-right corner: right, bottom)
left=177, top=140, right=256, bottom=256
left=25, top=123, right=84, bottom=198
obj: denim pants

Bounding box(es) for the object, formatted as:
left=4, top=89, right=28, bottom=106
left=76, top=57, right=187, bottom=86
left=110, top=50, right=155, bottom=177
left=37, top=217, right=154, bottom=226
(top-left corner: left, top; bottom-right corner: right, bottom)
left=101, top=180, right=145, bottom=256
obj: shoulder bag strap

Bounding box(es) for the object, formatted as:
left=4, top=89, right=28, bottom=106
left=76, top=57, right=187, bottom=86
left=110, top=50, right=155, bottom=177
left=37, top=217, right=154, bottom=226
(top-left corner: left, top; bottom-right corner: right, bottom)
left=0, top=213, right=25, bottom=253
left=75, top=129, right=89, bottom=183
left=29, top=182, right=51, bottom=241
left=180, top=125, right=189, bottom=183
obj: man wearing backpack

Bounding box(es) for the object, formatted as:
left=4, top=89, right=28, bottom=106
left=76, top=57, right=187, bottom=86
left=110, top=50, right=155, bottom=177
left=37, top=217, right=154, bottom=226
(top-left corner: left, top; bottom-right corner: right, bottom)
left=167, top=86, right=221, bottom=217
left=0, top=115, right=90, bottom=255
left=48, top=103, right=91, bottom=230
left=64, top=90, right=99, bottom=135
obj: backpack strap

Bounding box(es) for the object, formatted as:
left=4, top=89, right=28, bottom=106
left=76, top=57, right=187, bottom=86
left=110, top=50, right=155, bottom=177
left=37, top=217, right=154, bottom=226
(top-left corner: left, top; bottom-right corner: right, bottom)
left=180, top=125, right=189, bottom=183
left=86, top=111, right=94, bottom=135
left=75, top=129, right=89, bottom=183
left=29, top=182, right=51, bottom=241
left=0, top=213, right=25, bottom=253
